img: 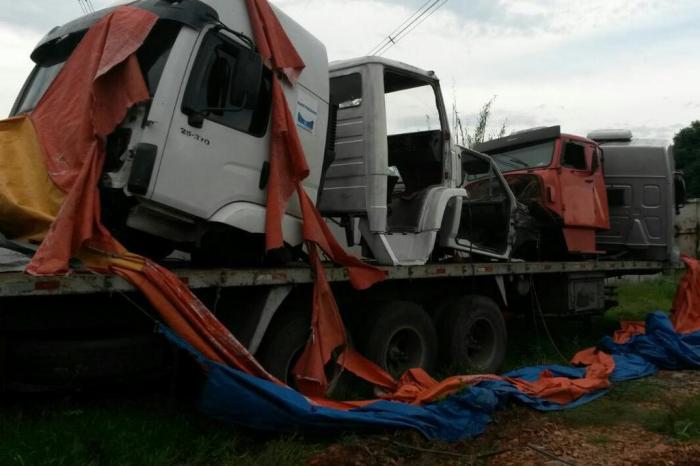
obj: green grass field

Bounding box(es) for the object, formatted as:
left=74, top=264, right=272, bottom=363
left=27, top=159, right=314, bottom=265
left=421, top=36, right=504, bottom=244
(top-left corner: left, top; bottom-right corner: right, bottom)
left=0, top=274, right=688, bottom=465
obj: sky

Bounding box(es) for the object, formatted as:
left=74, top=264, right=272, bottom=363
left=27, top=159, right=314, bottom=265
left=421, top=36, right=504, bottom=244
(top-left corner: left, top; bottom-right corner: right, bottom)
left=1, top=0, right=699, bottom=141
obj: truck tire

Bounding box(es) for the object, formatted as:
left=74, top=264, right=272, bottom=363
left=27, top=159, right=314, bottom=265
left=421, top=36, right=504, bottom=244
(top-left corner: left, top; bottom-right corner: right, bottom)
left=255, top=309, right=310, bottom=386
left=361, top=301, right=437, bottom=378
left=438, top=295, right=506, bottom=373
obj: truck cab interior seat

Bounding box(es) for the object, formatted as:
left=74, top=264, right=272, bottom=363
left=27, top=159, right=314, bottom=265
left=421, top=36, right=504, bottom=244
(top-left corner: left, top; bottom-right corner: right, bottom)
left=386, top=130, right=443, bottom=232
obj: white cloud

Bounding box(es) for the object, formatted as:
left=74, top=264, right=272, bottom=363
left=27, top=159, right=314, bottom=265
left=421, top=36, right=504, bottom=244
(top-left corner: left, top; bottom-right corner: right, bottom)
left=0, top=22, right=41, bottom=117
left=0, top=0, right=698, bottom=141
left=277, top=0, right=700, bottom=140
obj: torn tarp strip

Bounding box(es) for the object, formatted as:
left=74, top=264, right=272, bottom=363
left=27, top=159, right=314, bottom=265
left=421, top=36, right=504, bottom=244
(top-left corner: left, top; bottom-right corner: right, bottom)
left=162, top=306, right=700, bottom=442
left=161, top=325, right=498, bottom=442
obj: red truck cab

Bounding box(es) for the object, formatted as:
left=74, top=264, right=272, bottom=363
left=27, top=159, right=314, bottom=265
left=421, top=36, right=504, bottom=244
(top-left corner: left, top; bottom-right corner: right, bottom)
left=474, top=126, right=609, bottom=255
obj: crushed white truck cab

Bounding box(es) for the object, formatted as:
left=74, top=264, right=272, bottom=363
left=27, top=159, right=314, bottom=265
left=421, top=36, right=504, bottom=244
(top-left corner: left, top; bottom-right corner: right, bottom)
left=13, top=0, right=330, bottom=261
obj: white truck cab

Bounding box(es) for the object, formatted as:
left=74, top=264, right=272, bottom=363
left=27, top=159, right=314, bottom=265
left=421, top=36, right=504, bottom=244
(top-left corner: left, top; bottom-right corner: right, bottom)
left=12, top=0, right=330, bottom=262
left=320, top=57, right=524, bottom=265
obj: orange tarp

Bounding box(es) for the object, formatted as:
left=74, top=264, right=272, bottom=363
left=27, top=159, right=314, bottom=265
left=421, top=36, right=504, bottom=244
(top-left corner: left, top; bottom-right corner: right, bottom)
left=26, top=6, right=157, bottom=275
left=3, top=1, right=687, bottom=412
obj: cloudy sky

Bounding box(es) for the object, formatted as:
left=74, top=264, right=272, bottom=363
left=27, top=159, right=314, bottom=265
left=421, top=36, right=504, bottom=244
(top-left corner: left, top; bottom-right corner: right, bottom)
left=1, top=0, right=699, bottom=141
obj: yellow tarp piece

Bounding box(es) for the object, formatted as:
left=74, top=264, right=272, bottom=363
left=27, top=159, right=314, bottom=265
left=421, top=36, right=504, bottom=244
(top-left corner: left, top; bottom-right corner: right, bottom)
left=0, top=116, right=64, bottom=241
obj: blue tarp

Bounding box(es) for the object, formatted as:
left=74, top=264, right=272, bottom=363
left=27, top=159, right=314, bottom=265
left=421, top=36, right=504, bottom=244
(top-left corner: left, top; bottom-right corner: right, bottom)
left=161, top=311, right=700, bottom=442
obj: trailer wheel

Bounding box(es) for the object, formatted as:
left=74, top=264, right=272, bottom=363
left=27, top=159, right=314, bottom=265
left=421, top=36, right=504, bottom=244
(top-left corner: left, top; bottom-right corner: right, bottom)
left=362, top=301, right=437, bottom=378
left=438, top=295, right=506, bottom=373
left=255, top=309, right=310, bottom=386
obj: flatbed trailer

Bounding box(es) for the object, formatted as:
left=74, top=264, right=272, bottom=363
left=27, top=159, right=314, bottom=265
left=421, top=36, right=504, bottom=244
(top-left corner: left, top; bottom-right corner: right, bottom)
left=0, top=254, right=676, bottom=391
left=0, top=259, right=671, bottom=297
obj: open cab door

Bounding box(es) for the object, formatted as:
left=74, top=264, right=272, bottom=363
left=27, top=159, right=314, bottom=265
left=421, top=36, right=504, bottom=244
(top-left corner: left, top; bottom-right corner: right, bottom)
left=440, top=147, right=522, bottom=260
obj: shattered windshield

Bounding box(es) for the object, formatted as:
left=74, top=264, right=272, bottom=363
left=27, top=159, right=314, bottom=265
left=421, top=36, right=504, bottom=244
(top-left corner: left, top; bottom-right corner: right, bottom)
left=13, top=20, right=181, bottom=116
left=489, top=140, right=555, bottom=172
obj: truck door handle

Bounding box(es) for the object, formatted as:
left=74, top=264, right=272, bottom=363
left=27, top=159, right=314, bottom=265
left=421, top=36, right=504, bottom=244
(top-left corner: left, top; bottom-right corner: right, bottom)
left=585, top=179, right=594, bottom=183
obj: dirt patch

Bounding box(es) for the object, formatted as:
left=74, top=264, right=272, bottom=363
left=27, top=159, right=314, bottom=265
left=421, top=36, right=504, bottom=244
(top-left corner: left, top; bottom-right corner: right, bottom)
left=309, top=371, right=700, bottom=465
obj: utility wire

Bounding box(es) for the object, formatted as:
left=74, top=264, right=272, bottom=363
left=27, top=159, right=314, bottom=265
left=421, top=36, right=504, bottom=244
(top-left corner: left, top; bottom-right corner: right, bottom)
left=77, top=0, right=87, bottom=14
left=368, top=0, right=449, bottom=57
left=367, top=0, right=436, bottom=55
left=81, top=0, right=94, bottom=14
left=379, top=0, right=448, bottom=56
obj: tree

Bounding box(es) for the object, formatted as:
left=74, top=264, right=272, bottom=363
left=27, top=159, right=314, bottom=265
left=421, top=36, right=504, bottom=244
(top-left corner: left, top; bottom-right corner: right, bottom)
left=674, top=121, right=700, bottom=198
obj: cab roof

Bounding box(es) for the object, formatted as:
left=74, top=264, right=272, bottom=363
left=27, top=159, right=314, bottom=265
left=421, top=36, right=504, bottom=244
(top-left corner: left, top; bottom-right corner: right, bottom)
left=330, top=56, right=438, bottom=81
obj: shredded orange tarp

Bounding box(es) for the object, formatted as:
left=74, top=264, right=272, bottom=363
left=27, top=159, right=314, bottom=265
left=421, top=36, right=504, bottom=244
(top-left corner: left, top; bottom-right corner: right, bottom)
left=244, top=0, right=386, bottom=397
left=17, top=5, right=281, bottom=386
left=27, top=6, right=157, bottom=275
left=609, top=256, right=700, bottom=345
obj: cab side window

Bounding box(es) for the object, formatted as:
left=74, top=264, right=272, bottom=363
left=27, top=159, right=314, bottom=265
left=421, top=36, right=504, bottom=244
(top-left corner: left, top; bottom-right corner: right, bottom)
left=183, top=31, right=272, bottom=137
left=561, top=142, right=587, bottom=170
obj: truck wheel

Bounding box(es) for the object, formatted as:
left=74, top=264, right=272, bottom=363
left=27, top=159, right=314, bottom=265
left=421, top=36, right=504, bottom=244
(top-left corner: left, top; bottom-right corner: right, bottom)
left=362, top=301, right=437, bottom=378
left=438, top=295, right=506, bottom=373
left=255, top=309, right=310, bottom=386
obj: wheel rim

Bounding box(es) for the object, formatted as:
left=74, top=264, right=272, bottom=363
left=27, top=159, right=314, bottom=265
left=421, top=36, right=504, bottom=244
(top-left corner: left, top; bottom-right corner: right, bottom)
left=283, top=344, right=341, bottom=392
left=283, top=345, right=305, bottom=387
left=465, top=317, right=497, bottom=369
left=385, top=327, right=424, bottom=377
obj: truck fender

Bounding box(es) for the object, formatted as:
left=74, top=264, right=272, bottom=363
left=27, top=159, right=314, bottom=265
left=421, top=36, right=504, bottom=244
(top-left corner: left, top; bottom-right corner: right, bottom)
left=208, top=202, right=303, bottom=246
left=417, top=187, right=467, bottom=232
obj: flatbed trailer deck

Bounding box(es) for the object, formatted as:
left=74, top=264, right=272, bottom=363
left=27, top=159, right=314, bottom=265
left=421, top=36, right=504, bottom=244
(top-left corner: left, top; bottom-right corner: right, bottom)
left=0, top=259, right=671, bottom=297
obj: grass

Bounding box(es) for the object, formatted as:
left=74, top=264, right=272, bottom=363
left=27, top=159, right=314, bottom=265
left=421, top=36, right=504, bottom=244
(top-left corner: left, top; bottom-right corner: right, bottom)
left=549, top=378, right=700, bottom=442
left=652, top=397, right=700, bottom=440
left=549, top=377, right=664, bottom=428
left=500, top=271, right=683, bottom=371
left=0, top=397, right=321, bottom=466
left=0, top=274, right=689, bottom=464
left=606, top=272, right=681, bottom=322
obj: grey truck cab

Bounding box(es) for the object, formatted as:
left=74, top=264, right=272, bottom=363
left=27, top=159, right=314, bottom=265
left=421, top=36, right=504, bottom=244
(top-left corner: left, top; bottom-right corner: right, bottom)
left=319, top=57, right=524, bottom=265
left=588, top=129, right=684, bottom=262
left=11, top=0, right=330, bottom=262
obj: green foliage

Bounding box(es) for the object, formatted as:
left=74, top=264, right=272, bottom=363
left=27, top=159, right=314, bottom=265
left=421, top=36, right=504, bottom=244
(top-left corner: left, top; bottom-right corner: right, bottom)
left=673, top=121, right=700, bottom=197
left=451, top=94, right=508, bottom=148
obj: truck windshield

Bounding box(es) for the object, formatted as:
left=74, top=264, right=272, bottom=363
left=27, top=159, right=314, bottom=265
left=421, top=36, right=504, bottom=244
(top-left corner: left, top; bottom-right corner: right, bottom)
left=489, top=140, right=555, bottom=172
left=13, top=19, right=181, bottom=115
left=385, top=83, right=440, bottom=135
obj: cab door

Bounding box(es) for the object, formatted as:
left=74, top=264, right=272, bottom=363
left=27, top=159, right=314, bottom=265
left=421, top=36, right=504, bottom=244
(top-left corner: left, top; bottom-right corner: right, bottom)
left=150, top=27, right=273, bottom=220
left=559, top=140, right=608, bottom=229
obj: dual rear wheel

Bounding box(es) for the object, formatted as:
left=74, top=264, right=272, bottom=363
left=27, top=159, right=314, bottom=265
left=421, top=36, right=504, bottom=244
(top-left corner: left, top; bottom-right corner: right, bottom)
left=256, top=294, right=507, bottom=385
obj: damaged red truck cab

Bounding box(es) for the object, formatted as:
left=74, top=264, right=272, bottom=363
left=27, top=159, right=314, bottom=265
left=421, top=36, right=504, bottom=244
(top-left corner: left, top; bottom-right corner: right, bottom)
left=475, top=126, right=609, bottom=255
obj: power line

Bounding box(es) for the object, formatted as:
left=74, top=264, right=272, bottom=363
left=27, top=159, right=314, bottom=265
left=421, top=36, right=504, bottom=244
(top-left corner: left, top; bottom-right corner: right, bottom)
left=367, top=0, right=436, bottom=56
left=78, top=0, right=95, bottom=14
left=375, top=0, right=449, bottom=57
